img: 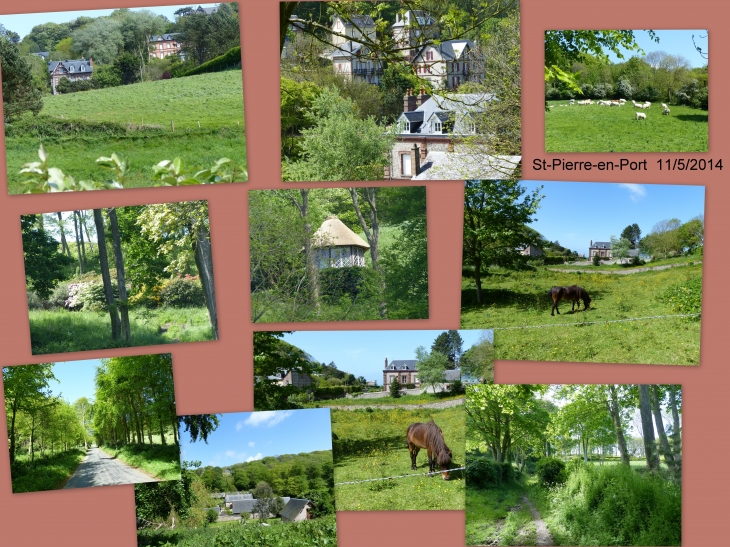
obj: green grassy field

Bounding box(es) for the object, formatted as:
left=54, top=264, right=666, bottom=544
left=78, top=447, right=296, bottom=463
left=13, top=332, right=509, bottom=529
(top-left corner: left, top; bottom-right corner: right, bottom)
left=466, top=478, right=536, bottom=547
left=99, top=442, right=181, bottom=481
left=10, top=448, right=86, bottom=493
left=5, top=71, right=247, bottom=193
left=332, top=406, right=464, bottom=511
left=545, top=100, right=707, bottom=152
left=29, top=306, right=215, bottom=354
left=548, top=256, right=700, bottom=271
left=312, top=392, right=463, bottom=407
left=462, top=264, right=701, bottom=365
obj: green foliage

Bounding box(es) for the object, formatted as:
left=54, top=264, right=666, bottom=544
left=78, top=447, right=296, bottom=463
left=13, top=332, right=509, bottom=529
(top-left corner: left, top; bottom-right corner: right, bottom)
left=101, top=443, right=181, bottom=481
left=0, top=36, right=43, bottom=122
left=448, top=379, right=465, bottom=395
left=9, top=449, right=86, bottom=493
left=658, top=276, right=702, bottom=318
left=137, top=514, right=337, bottom=547
left=548, top=464, right=681, bottom=546
left=159, top=275, right=205, bottom=307
left=466, top=455, right=501, bottom=488
left=21, top=214, right=74, bottom=299
left=206, top=508, right=219, bottom=524
left=431, top=330, right=464, bottom=369
left=389, top=377, right=401, bottom=398
left=535, top=457, right=567, bottom=486
left=414, top=346, right=449, bottom=393
left=318, top=266, right=380, bottom=301
left=592, top=253, right=601, bottom=266
left=182, top=46, right=241, bottom=76
left=135, top=461, right=201, bottom=522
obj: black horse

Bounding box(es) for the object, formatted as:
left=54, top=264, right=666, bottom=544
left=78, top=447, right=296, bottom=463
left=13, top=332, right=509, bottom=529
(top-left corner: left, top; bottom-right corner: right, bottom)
left=548, top=285, right=591, bottom=316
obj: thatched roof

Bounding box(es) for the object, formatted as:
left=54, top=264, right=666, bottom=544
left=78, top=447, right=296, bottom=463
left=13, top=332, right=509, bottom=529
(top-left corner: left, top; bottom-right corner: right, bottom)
left=312, top=216, right=370, bottom=249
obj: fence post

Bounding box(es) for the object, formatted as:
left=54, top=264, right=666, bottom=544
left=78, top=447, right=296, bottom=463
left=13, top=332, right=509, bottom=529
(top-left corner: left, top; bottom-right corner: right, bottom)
left=171, top=120, right=174, bottom=133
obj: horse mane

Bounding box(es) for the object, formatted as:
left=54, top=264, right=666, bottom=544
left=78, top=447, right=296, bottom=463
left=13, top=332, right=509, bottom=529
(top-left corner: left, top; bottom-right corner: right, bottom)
left=424, top=421, right=451, bottom=465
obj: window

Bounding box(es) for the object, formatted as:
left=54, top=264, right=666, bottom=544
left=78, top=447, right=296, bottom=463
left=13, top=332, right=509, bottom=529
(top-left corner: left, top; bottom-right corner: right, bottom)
left=434, top=121, right=442, bottom=133
left=81, top=65, right=85, bottom=71
left=402, top=375, right=408, bottom=383
left=455, top=62, right=459, bottom=71
left=401, top=153, right=412, bottom=176
left=69, top=65, right=74, bottom=72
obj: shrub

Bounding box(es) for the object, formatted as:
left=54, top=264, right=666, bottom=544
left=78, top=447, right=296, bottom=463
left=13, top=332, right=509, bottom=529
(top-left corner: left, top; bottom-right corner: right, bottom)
left=629, top=256, right=646, bottom=266
left=48, top=282, right=71, bottom=308
left=405, top=383, right=416, bottom=389
left=500, top=461, right=515, bottom=482
left=592, top=254, right=601, bottom=266
left=319, top=266, right=380, bottom=301
left=617, top=79, right=633, bottom=99
left=448, top=379, right=465, bottom=395
left=658, top=276, right=702, bottom=318
left=535, top=457, right=566, bottom=486
left=580, top=83, right=594, bottom=97
left=559, top=88, right=575, bottom=100
left=159, top=275, right=205, bottom=307
left=205, top=509, right=219, bottom=524
left=545, top=87, right=561, bottom=101
left=389, top=378, right=401, bottom=398
left=182, top=46, right=242, bottom=76
left=27, top=290, right=44, bottom=310
left=466, top=456, right=501, bottom=488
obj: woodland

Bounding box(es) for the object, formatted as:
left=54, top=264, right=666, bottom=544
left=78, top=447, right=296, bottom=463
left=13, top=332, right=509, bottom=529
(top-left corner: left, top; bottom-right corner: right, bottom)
left=23, top=201, right=216, bottom=354
left=465, top=384, right=682, bottom=546
left=249, top=186, right=427, bottom=323
left=3, top=354, right=180, bottom=493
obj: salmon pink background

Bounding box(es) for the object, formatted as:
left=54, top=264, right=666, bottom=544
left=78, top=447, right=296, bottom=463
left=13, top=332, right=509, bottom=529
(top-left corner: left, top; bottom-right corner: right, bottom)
left=0, top=1, right=726, bottom=545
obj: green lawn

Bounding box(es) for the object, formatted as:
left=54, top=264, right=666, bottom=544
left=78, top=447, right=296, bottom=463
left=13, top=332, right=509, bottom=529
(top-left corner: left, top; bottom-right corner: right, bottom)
left=29, top=306, right=215, bottom=354
left=5, top=71, right=247, bottom=193
left=548, top=256, right=701, bottom=271
left=10, top=448, right=86, bottom=493
left=312, top=392, right=463, bottom=407
left=332, top=406, right=465, bottom=511
left=466, top=479, right=536, bottom=547
left=99, top=443, right=181, bottom=481
left=462, top=264, right=701, bottom=365
left=545, top=100, right=707, bottom=152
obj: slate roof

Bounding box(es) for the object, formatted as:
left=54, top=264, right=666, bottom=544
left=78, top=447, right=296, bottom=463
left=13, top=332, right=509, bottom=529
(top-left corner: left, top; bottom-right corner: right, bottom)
left=226, top=493, right=253, bottom=503
left=325, top=40, right=367, bottom=60
left=334, top=14, right=375, bottom=28
left=149, top=33, right=180, bottom=42
left=32, top=51, right=50, bottom=59
left=231, top=499, right=257, bottom=514
left=415, top=39, right=472, bottom=62
left=280, top=499, right=311, bottom=521
left=591, top=241, right=611, bottom=249
left=397, top=93, right=495, bottom=135
left=392, top=10, right=436, bottom=29
left=444, top=370, right=461, bottom=382
left=48, top=59, right=94, bottom=75
left=385, top=359, right=418, bottom=371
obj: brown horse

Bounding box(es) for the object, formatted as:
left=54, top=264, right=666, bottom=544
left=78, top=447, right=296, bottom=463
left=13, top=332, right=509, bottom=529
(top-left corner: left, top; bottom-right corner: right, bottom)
left=407, top=420, right=453, bottom=479
left=548, top=285, right=591, bottom=316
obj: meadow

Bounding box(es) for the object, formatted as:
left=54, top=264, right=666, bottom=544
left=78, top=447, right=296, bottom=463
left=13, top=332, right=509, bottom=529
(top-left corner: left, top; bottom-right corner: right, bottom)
left=10, top=449, right=86, bottom=493
left=5, top=70, right=247, bottom=193
left=29, top=306, right=215, bottom=355
left=100, top=440, right=181, bottom=482
left=462, top=263, right=702, bottom=365
left=137, top=514, right=337, bottom=547
left=332, top=406, right=464, bottom=511
left=545, top=100, right=708, bottom=152
left=313, top=392, right=463, bottom=407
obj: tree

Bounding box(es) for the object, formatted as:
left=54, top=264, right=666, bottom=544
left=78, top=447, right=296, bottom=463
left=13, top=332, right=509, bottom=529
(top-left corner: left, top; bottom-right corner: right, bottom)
left=459, top=331, right=494, bottom=383
left=620, top=223, right=641, bottom=249
left=93, top=209, right=121, bottom=340
left=431, top=331, right=464, bottom=369
left=1, top=36, right=43, bottom=123
left=179, top=414, right=220, bottom=444
left=252, top=482, right=284, bottom=522
left=73, top=397, right=93, bottom=449
left=463, top=180, right=543, bottom=303
left=610, top=235, right=631, bottom=264
left=638, top=384, right=660, bottom=471
left=389, top=376, right=402, bottom=398
left=21, top=215, right=73, bottom=299
left=115, top=9, right=168, bottom=80
left=108, top=208, right=130, bottom=342
left=414, top=346, right=448, bottom=394
left=72, top=17, right=125, bottom=65
left=253, top=332, right=314, bottom=411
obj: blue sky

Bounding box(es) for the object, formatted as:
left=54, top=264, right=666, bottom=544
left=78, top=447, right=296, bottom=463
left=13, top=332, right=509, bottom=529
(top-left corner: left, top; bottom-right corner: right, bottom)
left=282, top=330, right=493, bottom=383
left=604, top=29, right=708, bottom=68
left=180, top=409, right=333, bottom=468
left=0, top=4, right=219, bottom=40
left=520, top=181, right=705, bottom=256
left=43, top=359, right=100, bottom=404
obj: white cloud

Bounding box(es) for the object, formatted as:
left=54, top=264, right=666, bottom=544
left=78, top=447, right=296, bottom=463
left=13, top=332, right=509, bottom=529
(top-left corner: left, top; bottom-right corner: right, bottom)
left=235, top=421, right=244, bottom=431
left=243, top=410, right=294, bottom=428
left=246, top=453, right=263, bottom=462
left=248, top=442, right=255, bottom=447
left=619, top=184, right=647, bottom=202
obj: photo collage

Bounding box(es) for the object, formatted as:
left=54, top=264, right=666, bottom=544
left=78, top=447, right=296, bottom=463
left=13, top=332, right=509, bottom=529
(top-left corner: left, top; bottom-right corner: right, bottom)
left=0, top=1, right=719, bottom=546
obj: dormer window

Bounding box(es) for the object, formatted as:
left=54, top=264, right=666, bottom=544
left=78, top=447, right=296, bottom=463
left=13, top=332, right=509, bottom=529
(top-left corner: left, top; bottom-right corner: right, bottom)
left=398, top=121, right=410, bottom=133
left=81, top=66, right=85, bottom=72
left=69, top=66, right=74, bottom=72
left=434, top=121, right=442, bottom=133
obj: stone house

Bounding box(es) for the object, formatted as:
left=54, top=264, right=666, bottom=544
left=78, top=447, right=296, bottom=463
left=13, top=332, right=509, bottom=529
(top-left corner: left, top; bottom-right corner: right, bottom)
left=411, top=40, right=473, bottom=90
left=270, top=370, right=313, bottom=388
left=325, top=15, right=382, bottom=84
left=382, top=358, right=419, bottom=391
left=520, top=245, right=544, bottom=257
left=589, top=240, right=639, bottom=260
left=391, top=10, right=439, bottom=60
left=48, top=59, right=93, bottom=95
left=280, top=499, right=313, bottom=522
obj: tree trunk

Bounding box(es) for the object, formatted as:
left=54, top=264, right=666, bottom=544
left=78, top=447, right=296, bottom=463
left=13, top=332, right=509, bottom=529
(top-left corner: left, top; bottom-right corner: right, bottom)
left=93, top=209, right=120, bottom=339
left=57, top=212, right=70, bottom=256
left=77, top=211, right=87, bottom=266
left=108, top=208, right=130, bottom=342
left=349, top=187, right=385, bottom=317
left=474, top=259, right=483, bottom=304
left=607, top=385, right=631, bottom=466
left=82, top=213, right=95, bottom=253
left=192, top=223, right=218, bottom=340
left=638, top=385, right=659, bottom=471
left=668, top=385, right=682, bottom=475
left=650, top=385, right=676, bottom=474
left=73, top=211, right=83, bottom=274
left=280, top=3, right=298, bottom=54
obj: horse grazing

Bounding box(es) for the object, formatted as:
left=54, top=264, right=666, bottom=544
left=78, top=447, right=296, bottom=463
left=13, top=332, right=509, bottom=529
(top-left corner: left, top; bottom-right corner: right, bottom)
left=548, top=285, right=591, bottom=316
left=407, top=420, right=453, bottom=479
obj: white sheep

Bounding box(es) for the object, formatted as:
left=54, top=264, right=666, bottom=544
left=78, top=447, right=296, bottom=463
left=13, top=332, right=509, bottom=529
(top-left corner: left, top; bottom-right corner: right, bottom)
left=636, top=112, right=646, bottom=121
left=610, top=101, right=621, bottom=106
left=569, top=99, right=575, bottom=105
left=644, top=101, right=651, bottom=108
left=619, top=98, right=627, bottom=103
left=661, top=103, right=668, bottom=109
left=662, top=108, right=670, bottom=115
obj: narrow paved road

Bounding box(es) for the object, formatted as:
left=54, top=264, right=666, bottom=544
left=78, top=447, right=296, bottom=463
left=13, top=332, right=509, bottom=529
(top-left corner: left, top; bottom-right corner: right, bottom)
left=63, top=447, right=158, bottom=489
left=547, top=260, right=700, bottom=275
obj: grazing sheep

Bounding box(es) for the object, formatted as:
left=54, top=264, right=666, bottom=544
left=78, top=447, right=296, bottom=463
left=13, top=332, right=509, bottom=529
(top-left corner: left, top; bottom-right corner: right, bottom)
left=662, top=108, right=670, bottom=115
left=661, top=103, right=668, bottom=109
left=619, top=98, right=627, bottom=103
left=610, top=101, right=621, bottom=107
left=636, top=112, right=647, bottom=121
left=644, top=101, right=651, bottom=108
left=569, top=99, right=575, bottom=105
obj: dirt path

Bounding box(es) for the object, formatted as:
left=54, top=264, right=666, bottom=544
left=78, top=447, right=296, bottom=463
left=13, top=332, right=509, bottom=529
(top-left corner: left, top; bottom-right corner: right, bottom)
left=63, top=447, right=158, bottom=489
left=326, top=398, right=464, bottom=411
left=547, top=260, right=700, bottom=275
left=522, top=494, right=553, bottom=546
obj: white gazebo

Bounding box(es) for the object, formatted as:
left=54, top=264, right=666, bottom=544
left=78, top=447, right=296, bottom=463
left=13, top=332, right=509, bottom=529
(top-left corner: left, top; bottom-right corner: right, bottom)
left=312, top=216, right=370, bottom=269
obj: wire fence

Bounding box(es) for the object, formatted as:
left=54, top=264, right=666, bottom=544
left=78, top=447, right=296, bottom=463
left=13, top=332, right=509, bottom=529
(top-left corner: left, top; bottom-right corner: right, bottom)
left=335, top=466, right=467, bottom=486
left=492, top=313, right=700, bottom=332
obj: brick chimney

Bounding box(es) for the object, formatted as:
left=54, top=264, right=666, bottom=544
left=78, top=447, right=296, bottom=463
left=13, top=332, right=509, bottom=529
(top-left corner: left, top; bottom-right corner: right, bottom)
left=410, top=143, right=421, bottom=177
left=403, top=88, right=417, bottom=112
left=416, top=87, right=430, bottom=107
